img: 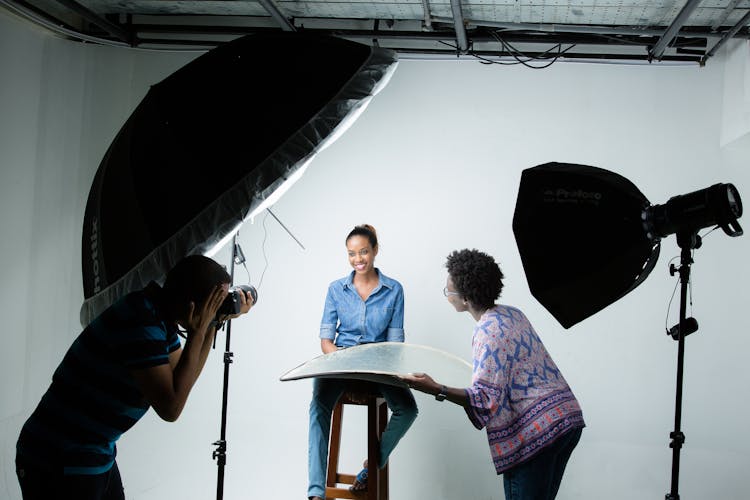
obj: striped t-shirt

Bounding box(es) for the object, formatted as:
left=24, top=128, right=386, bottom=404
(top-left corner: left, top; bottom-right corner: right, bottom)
left=17, top=283, right=181, bottom=475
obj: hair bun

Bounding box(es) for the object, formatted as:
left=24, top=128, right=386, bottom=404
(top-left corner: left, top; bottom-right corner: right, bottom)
left=360, top=224, right=377, bottom=237
left=347, top=224, right=379, bottom=248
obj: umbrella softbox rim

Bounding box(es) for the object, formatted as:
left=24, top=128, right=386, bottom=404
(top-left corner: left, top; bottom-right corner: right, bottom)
left=80, top=35, right=398, bottom=325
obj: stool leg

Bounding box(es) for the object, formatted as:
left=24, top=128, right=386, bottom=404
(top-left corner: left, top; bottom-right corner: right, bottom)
left=367, top=399, right=377, bottom=500
left=366, top=398, right=389, bottom=500
left=378, top=400, right=388, bottom=500
left=327, top=402, right=344, bottom=490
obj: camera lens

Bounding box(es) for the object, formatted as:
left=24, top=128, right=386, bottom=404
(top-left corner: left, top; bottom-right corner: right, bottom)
left=236, top=284, right=258, bottom=304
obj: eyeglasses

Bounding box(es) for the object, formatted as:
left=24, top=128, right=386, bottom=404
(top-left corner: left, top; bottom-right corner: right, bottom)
left=443, top=287, right=460, bottom=297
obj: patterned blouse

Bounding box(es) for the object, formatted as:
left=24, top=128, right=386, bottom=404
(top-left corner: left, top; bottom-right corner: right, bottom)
left=464, top=304, right=585, bottom=474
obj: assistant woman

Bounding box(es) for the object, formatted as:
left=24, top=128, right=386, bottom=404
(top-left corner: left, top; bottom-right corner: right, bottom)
left=402, top=249, right=584, bottom=500
left=307, top=224, right=418, bottom=500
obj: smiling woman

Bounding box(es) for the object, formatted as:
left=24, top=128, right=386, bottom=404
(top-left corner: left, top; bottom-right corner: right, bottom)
left=306, top=224, right=419, bottom=500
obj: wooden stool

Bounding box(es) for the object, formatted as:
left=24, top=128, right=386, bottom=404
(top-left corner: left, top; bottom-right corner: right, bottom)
left=325, top=383, right=389, bottom=500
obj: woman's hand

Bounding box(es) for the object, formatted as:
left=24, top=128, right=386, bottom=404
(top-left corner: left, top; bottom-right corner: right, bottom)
left=401, top=373, right=468, bottom=406
left=400, top=372, right=440, bottom=395
left=321, top=339, right=337, bottom=354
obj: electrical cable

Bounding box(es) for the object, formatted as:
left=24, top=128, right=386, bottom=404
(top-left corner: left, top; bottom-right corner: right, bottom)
left=663, top=225, right=721, bottom=334
left=257, top=211, right=271, bottom=289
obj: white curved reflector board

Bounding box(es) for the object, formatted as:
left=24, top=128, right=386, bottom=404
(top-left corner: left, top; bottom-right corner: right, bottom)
left=280, top=342, right=472, bottom=389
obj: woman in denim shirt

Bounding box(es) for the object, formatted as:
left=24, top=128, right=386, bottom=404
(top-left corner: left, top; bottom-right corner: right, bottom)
left=307, top=224, right=418, bottom=500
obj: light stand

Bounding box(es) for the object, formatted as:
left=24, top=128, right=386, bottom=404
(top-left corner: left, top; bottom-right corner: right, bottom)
left=512, top=163, right=744, bottom=498
left=665, top=230, right=701, bottom=500
left=212, top=233, right=243, bottom=500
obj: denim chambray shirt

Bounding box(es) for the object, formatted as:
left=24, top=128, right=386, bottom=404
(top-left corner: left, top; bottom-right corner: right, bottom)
left=320, top=269, right=405, bottom=347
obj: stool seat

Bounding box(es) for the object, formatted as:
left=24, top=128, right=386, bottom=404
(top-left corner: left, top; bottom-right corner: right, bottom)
left=325, top=382, right=389, bottom=500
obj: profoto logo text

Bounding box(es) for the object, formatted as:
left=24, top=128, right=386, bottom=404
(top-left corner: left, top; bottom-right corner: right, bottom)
left=544, top=188, right=602, bottom=206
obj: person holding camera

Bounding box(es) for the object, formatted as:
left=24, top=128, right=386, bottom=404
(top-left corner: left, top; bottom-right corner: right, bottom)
left=307, top=224, right=418, bottom=500
left=15, top=254, right=254, bottom=500
left=401, top=249, right=584, bottom=500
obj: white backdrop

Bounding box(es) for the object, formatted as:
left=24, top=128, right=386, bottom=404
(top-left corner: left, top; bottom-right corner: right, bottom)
left=2, top=9, right=750, bottom=499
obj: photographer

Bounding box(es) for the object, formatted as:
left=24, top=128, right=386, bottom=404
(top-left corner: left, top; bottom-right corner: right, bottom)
left=15, top=255, right=254, bottom=500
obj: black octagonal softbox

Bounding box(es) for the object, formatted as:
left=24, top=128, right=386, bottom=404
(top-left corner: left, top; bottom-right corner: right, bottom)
left=513, top=162, right=660, bottom=328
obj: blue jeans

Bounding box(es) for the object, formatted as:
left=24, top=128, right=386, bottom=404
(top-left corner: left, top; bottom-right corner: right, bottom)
left=307, top=378, right=418, bottom=499
left=503, top=427, right=583, bottom=500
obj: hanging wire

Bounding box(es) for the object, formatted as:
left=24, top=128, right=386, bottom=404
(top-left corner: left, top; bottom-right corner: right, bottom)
left=230, top=229, right=253, bottom=286
left=257, top=211, right=271, bottom=289
left=663, top=224, right=722, bottom=332
left=461, top=31, right=578, bottom=68
left=664, top=255, right=681, bottom=333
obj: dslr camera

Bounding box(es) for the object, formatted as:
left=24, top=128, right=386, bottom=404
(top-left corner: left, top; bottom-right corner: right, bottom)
left=217, top=284, right=257, bottom=316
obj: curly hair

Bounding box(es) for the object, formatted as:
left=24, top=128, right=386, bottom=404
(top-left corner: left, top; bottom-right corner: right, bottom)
left=445, top=249, right=504, bottom=310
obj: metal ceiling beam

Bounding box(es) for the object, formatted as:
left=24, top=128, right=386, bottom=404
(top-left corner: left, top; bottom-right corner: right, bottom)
left=55, top=0, right=134, bottom=43
left=702, top=8, right=750, bottom=63
left=449, top=0, right=469, bottom=53
left=384, top=48, right=702, bottom=64
left=0, top=0, right=130, bottom=46
left=711, top=0, right=742, bottom=31
left=256, top=0, right=295, bottom=31
left=129, top=36, right=702, bottom=63
left=421, top=0, right=432, bottom=30
left=132, top=24, right=692, bottom=47
left=649, top=0, right=703, bottom=61
left=432, top=17, right=736, bottom=39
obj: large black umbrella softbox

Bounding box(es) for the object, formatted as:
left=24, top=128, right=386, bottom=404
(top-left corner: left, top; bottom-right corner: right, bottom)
left=512, top=162, right=660, bottom=328
left=81, top=33, right=397, bottom=325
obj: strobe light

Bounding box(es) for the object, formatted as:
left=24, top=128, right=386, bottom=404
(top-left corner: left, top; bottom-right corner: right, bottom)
left=512, top=162, right=744, bottom=329
left=643, top=183, right=743, bottom=240
left=513, top=162, right=743, bottom=500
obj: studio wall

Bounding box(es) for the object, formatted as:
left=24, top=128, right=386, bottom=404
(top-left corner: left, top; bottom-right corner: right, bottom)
left=1, top=9, right=749, bottom=498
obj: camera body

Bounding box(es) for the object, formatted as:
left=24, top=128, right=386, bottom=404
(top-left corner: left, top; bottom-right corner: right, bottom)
left=217, top=284, right=257, bottom=316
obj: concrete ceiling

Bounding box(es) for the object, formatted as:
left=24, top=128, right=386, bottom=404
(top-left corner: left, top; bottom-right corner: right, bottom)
left=3, top=0, right=750, bottom=64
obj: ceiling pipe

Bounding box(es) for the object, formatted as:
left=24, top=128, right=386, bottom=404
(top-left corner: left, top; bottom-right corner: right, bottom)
left=256, top=0, right=296, bottom=32
left=649, top=0, right=703, bottom=61
left=449, top=0, right=469, bottom=53
left=702, top=8, right=750, bottom=63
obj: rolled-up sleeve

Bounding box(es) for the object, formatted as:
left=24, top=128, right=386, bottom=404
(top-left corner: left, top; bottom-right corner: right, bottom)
left=465, top=380, right=505, bottom=430
left=385, top=284, right=404, bottom=342
left=464, top=327, right=509, bottom=430
left=319, top=285, right=338, bottom=341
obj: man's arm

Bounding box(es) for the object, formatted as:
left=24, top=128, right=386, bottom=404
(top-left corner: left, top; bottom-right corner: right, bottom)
left=131, top=285, right=227, bottom=422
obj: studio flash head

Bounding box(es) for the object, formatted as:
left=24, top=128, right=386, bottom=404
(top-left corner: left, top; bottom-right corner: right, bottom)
left=218, top=284, right=258, bottom=316
left=644, top=183, right=743, bottom=239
